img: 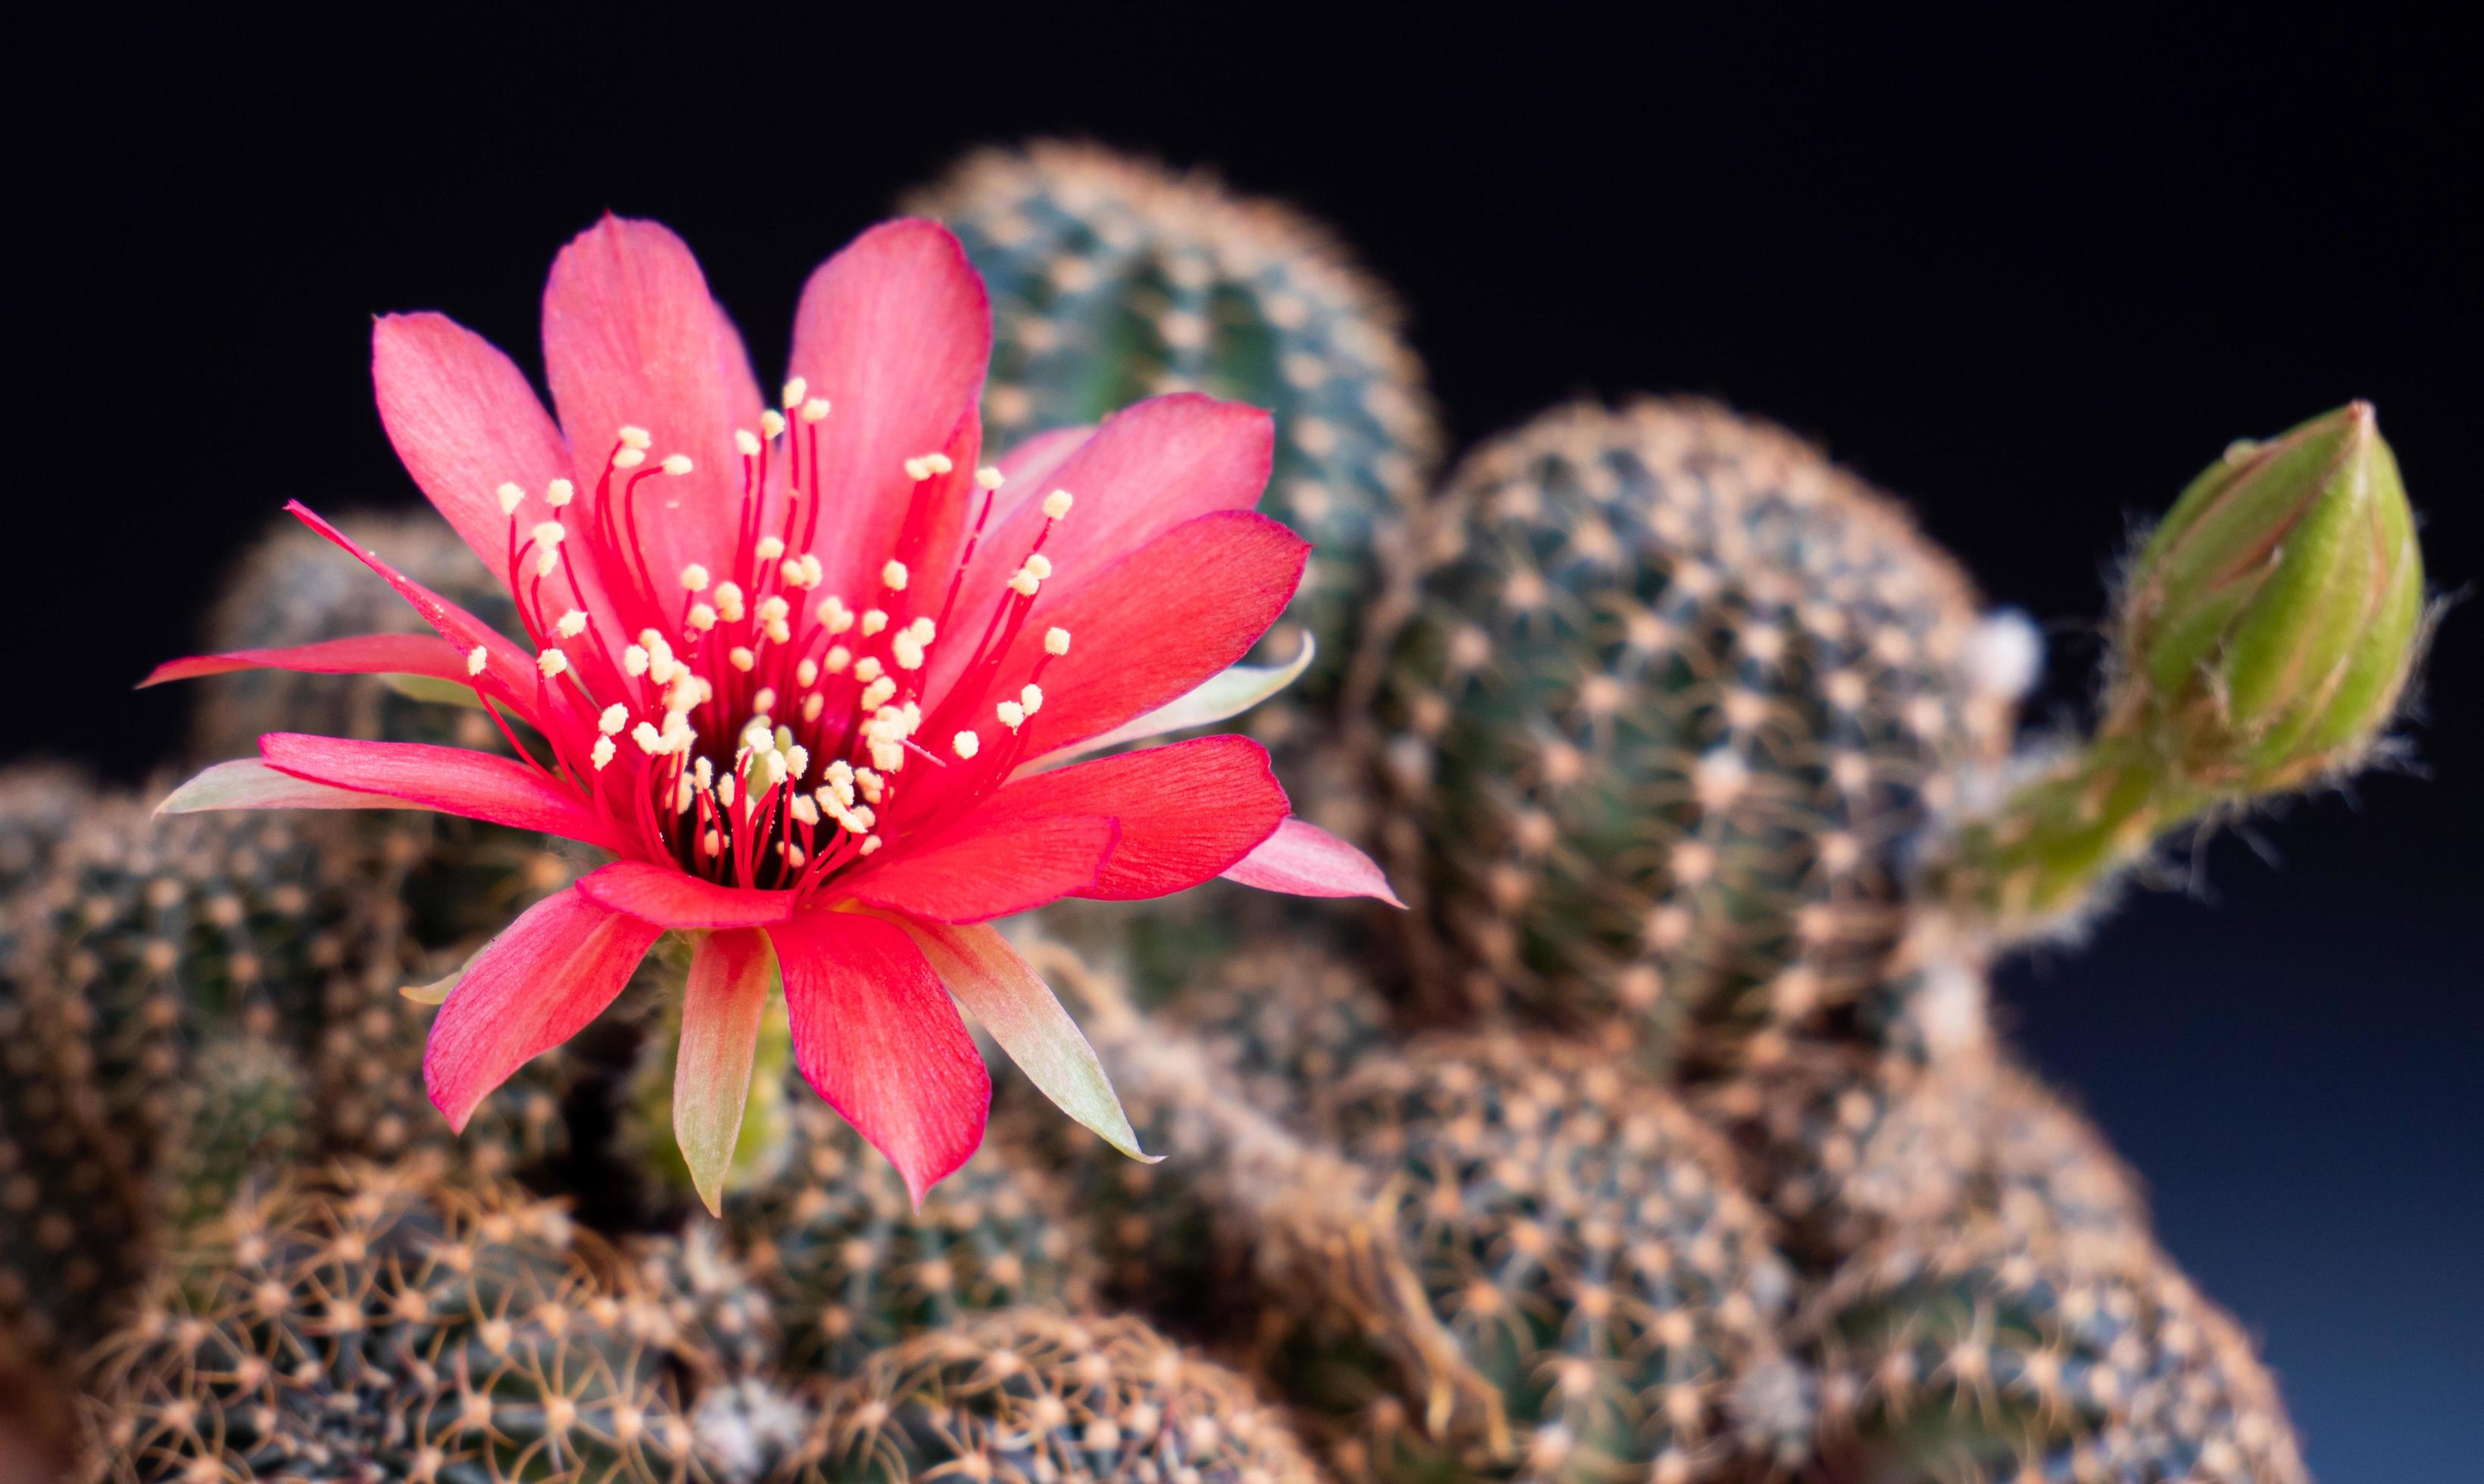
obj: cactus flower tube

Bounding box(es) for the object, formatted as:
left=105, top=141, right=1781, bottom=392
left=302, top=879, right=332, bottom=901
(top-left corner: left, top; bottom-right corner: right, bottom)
left=148, top=216, right=1396, bottom=1208
left=1944, top=402, right=2424, bottom=932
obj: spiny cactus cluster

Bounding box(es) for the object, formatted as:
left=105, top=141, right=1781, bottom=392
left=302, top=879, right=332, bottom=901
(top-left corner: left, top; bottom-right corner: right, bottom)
left=4, top=139, right=2428, bottom=1484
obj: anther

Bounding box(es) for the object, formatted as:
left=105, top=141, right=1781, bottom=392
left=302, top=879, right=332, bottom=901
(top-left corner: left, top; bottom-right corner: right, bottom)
left=976, top=466, right=1006, bottom=491
left=756, top=535, right=785, bottom=563
left=1045, top=627, right=1072, bottom=656
left=1022, top=553, right=1053, bottom=581
left=760, top=409, right=786, bottom=439
left=618, top=426, right=653, bottom=450
left=800, top=397, right=832, bottom=423
left=825, top=646, right=852, bottom=674
left=632, top=722, right=664, bottom=754
left=735, top=429, right=762, bottom=457
left=729, top=647, right=755, bottom=672
left=781, top=377, right=807, bottom=410
left=660, top=454, right=694, bottom=477
left=536, top=650, right=569, bottom=678
left=860, top=609, right=889, bottom=637
left=1020, top=683, right=1044, bottom=715
left=496, top=482, right=526, bottom=516
left=953, top=731, right=981, bottom=759
left=1043, top=489, right=1075, bottom=520
left=852, top=657, right=885, bottom=684
left=997, top=700, right=1025, bottom=730
left=613, top=447, right=647, bottom=469
left=1008, top=567, right=1041, bottom=597
left=681, top=564, right=711, bottom=591
left=688, top=603, right=717, bottom=630
left=796, top=658, right=819, bottom=687
left=715, top=582, right=746, bottom=622
left=752, top=687, right=778, bottom=716
left=556, top=610, right=588, bottom=638
left=532, top=521, right=566, bottom=548
left=546, top=479, right=575, bottom=507
left=598, top=704, right=629, bottom=734
left=591, top=735, right=616, bottom=770
left=623, top=645, right=651, bottom=677
left=466, top=646, right=488, bottom=677
left=882, top=560, right=909, bottom=591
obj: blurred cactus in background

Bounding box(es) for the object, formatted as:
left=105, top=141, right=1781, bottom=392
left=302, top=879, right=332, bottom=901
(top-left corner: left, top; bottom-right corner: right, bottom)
left=2, top=139, right=2435, bottom=1484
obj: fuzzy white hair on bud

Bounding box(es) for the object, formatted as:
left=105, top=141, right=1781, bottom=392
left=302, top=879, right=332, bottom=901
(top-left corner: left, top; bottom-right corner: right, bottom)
left=496, top=482, right=526, bottom=516
left=1962, top=609, right=2044, bottom=701
left=1042, top=488, right=1075, bottom=520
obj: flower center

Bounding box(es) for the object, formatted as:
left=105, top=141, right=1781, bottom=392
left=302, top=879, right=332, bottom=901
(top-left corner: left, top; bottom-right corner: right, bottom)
left=487, top=377, right=1077, bottom=893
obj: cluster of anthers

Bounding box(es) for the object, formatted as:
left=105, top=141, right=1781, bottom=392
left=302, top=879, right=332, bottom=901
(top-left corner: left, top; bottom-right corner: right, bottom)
left=487, top=379, right=1078, bottom=894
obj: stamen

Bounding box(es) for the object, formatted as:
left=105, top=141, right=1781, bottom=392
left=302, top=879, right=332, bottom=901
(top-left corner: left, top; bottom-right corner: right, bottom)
left=997, top=700, right=1025, bottom=729
left=882, top=560, right=910, bottom=591
left=661, top=454, right=694, bottom=477
left=466, top=645, right=488, bottom=677
left=618, top=426, right=653, bottom=450
left=599, top=704, right=629, bottom=734
left=546, top=479, right=576, bottom=508
left=781, top=377, right=807, bottom=410
left=1043, top=488, right=1075, bottom=519
left=556, top=610, right=588, bottom=638
left=735, top=429, right=762, bottom=457
left=496, top=482, right=526, bottom=516
left=681, top=564, right=711, bottom=591
left=591, top=736, right=616, bottom=770
left=613, top=447, right=647, bottom=469
left=952, top=731, right=980, bottom=759
left=760, top=409, right=786, bottom=439
left=1045, top=627, right=1072, bottom=656
left=800, top=398, right=832, bottom=423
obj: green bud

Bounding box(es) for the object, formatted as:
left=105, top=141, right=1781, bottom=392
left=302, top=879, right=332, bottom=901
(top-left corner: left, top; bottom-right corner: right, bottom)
left=2117, top=402, right=2423, bottom=790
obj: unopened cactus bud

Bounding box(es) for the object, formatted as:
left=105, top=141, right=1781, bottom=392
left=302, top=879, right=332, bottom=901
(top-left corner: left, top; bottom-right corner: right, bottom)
left=2120, top=401, right=2423, bottom=789
left=1938, top=403, right=2430, bottom=937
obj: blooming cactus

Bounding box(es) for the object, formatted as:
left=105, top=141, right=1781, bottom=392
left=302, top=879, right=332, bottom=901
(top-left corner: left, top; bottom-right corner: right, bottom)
left=148, top=216, right=1396, bottom=1208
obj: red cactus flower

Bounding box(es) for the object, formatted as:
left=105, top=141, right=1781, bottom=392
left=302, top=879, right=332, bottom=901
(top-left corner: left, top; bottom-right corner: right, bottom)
left=150, top=216, right=1396, bottom=1208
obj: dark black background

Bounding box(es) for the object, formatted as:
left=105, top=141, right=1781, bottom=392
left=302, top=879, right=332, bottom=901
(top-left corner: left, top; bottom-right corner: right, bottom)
left=14, top=13, right=2478, bottom=1476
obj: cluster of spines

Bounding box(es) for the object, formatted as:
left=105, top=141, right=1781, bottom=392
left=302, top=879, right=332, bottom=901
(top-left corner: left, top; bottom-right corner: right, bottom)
left=1378, top=398, right=2020, bottom=1067
left=80, top=1158, right=709, bottom=1484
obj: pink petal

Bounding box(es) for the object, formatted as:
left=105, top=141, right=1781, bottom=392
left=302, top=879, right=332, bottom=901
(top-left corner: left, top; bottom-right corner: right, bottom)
left=286, top=501, right=543, bottom=723
left=575, top=862, right=795, bottom=928
left=373, top=312, right=580, bottom=603
left=786, top=219, right=991, bottom=607
left=674, top=928, right=780, bottom=1215
left=423, top=885, right=663, bottom=1132
left=541, top=216, right=763, bottom=608
left=941, top=510, right=1309, bottom=761
left=844, top=814, right=1119, bottom=924
left=972, top=424, right=1093, bottom=532
left=930, top=395, right=1273, bottom=699
left=956, top=736, right=1288, bottom=901
left=770, top=908, right=990, bottom=1205
left=895, top=918, right=1151, bottom=1162
left=258, top=733, right=622, bottom=850
left=1222, top=817, right=1403, bottom=906
left=142, top=632, right=467, bottom=688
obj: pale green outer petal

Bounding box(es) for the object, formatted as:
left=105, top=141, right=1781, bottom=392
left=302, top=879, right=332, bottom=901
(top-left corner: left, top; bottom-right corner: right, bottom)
left=382, top=673, right=488, bottom=708
left=675, top=929, right=782, bottom=1216
left=1029, top=633, right=1314, bottom=768
left=897, top=917, right=1155, bottom=1163
left=157, top=758, right=420, bottom=815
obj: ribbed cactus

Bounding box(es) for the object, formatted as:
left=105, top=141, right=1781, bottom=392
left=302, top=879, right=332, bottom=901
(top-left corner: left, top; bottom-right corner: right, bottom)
left=80, top=1158, right=709, bottom=1484
left=1379, top=399, right=2023, bottom=1065
left=782, top=1308, right=1322, bottom=1484
left=1802, top=1222, right=2305, bottom=1483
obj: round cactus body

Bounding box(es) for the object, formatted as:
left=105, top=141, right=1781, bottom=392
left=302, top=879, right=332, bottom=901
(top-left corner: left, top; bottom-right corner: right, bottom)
left=1380, top=399, right=2021, bottom=1067
left=1803, top=1223, right=2305, bottom=1483
left=729, top=1099, right=1092, bottom=1374
left=83, top=1159, right=709, bottom=1484
left=1306, top=1031, right=1807, bottom=1484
